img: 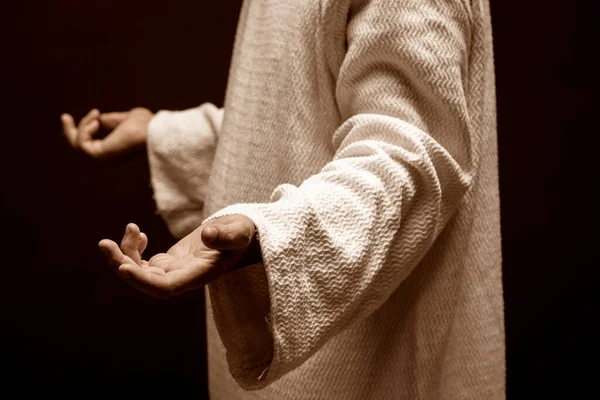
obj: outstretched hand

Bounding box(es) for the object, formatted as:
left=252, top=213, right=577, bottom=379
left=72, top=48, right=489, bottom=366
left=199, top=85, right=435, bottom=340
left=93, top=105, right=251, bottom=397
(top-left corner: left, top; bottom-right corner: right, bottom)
left=98, top=214, right=261, bottom=298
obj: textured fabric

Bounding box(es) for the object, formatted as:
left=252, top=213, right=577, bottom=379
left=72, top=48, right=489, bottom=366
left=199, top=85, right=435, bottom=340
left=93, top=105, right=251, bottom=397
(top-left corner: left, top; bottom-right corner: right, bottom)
left=147, top=0, right=505, bottom=398
left=147, top=103, right=223, bottom=238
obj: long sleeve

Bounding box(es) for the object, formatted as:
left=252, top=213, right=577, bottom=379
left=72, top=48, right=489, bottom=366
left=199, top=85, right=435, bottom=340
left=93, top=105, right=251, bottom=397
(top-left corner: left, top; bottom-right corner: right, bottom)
left=203, top=0, right=476, bottom=389
left=147, top=103, right=223, bottom=239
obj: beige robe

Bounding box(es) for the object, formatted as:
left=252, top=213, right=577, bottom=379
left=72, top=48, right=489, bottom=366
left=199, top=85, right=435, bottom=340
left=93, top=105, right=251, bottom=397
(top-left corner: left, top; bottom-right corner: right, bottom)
left=147, top=0, right=505, bottom=398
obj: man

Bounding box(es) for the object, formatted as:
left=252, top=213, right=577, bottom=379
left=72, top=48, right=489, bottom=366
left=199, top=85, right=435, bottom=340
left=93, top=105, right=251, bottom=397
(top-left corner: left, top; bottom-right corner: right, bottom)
left=62, top=0, right=505, bottom=398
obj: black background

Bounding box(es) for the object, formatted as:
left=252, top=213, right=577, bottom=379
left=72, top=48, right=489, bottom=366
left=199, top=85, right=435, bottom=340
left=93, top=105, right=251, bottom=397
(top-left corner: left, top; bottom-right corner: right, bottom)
left=1, top=1, right=595, bottom=398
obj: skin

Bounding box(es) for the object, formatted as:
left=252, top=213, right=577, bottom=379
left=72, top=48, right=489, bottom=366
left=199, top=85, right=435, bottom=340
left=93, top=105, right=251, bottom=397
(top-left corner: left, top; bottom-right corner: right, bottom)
left=61, top=109, right=261, bottom=298
left=61, top=107, right=153, bottom=160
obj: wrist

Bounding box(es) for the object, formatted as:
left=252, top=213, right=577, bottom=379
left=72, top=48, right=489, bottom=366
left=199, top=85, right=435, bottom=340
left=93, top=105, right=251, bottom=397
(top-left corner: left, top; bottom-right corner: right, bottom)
left=131, top=107, right=153, bottom=145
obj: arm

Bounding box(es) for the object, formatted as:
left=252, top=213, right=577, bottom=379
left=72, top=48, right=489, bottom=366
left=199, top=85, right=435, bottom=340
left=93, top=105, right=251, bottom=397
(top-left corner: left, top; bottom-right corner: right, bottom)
left=202, top=0, right=475, bottom=389
left=147, top=103, right=224, bottom=239
left=61, top=103, right=224, bottom=240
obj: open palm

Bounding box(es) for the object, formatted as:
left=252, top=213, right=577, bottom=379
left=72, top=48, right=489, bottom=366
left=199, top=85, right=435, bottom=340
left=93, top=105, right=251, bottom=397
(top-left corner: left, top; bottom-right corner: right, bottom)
left=98, top=215, right=260, bottom=298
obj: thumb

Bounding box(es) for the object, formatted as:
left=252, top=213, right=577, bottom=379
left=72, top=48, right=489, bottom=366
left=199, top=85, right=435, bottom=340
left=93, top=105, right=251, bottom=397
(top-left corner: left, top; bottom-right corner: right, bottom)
left=201, top=217, right=255, bottom=251
left=99, top=111, right=129, bottom=129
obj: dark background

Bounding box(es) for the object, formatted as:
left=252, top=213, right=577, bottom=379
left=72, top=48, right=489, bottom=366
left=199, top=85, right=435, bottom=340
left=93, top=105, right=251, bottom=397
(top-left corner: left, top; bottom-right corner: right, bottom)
left=1, top=0, right=595, bottom=398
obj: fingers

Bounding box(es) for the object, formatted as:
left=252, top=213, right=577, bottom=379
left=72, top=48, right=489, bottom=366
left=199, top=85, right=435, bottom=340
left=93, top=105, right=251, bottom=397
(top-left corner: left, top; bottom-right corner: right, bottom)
left=98, top=239, right=135, bottom=270
left=76, top=109, right=100, bottom=149
left=100, top=228, right=191, bottom=299
left=78, top=137, right=106, bottom=159
left=98, top=223, right=146, bottom=270
left=99, top=112, right=129, bottom=129
left=120, top=223, right=142, bottom=265
left=81, top=120, right=138, bottom=160
left=80, top=125, right=126, bottom=160
left=60, top=109, right=100, bottom=150
left=60, top=109, right=125, bottom=159
left=62, top=108, right=150, bottom=160
left=80, top=108, right=100, bottom=126
left=138, top=232, right=148, bottom=255
left=61, top=113, right=78, bottom=147
left=201, top=215, right=256, bottom=251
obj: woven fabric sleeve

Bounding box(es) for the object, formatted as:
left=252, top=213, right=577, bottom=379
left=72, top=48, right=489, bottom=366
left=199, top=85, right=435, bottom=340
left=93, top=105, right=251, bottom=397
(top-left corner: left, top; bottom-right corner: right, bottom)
left=203, top=0, right=475, bottom=389
left=147, top=103, right=223, bottom=239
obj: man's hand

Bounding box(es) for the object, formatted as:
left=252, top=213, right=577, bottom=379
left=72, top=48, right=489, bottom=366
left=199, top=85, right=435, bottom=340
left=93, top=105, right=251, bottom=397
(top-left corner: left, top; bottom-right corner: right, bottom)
left=61, top=107, right=153, bottom=160
left=98, top=214, right=262, bottom=298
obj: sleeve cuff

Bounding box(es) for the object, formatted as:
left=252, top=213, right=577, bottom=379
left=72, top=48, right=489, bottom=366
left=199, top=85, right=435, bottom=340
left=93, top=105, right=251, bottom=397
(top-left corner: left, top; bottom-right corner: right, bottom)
left=201, top=187, right=313, bottom=389
left=146, top=104, right=222, bottom=238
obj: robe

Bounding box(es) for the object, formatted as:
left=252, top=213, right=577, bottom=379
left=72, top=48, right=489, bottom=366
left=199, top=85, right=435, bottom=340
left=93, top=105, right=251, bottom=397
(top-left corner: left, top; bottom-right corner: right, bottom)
left=146, top=0, right=505, bottom=398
